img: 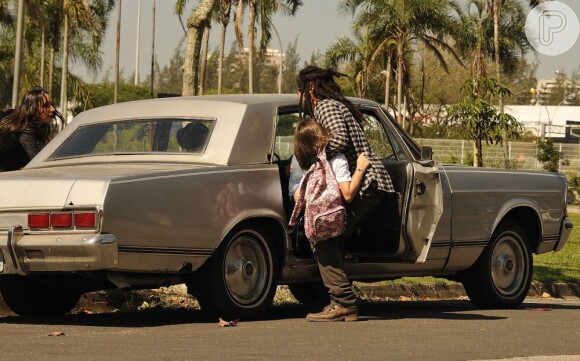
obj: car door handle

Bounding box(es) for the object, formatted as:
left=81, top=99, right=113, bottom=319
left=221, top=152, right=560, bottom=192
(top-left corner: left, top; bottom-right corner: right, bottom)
left=415, top=180, right=426, bottom=196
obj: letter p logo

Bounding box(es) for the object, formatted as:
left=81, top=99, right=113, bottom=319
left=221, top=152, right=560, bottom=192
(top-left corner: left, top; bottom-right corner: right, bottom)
left=526, top=1, right=579, bottom=56
left=539, top=9, right=567, bottom=46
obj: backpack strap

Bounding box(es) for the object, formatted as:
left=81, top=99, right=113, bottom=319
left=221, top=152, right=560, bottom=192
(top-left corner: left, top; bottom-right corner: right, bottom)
left=289, top=164, right=313, bottom=226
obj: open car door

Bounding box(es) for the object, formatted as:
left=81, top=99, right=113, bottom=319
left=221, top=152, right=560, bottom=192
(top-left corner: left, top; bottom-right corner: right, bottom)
left=400, top=161, right=443, bottom=263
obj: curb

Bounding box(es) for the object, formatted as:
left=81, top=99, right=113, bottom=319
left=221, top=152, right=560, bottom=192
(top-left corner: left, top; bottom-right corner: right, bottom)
left=355, top=281, right=580, bottom=301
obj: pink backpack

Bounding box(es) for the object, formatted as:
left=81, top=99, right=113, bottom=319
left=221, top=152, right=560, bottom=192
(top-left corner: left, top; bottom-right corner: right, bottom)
left=289, top=149, right=347, bottom=242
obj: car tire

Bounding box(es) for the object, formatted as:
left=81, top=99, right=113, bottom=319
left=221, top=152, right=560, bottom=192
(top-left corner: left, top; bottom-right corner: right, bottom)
left=190, top=227, right=279, bottom=320
left=0, top=276, right=81, bottom=316
left=288, top=282, right=329, bottom=306
left=462, top=221, right=533, bottom=309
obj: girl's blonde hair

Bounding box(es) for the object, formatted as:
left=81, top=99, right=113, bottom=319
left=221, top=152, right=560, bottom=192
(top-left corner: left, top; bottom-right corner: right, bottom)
left=294, top=118, right=329, bottom=169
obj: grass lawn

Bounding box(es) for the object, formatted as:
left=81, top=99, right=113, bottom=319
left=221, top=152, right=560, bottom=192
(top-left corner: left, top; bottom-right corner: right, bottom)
left=533, top=212, right=580, bottom=283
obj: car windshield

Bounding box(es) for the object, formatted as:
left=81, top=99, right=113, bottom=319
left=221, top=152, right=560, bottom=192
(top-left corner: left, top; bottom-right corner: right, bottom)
left=49, top=118, right=214, bottom=159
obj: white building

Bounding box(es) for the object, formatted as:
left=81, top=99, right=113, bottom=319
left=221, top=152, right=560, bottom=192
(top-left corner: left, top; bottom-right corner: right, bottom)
left=504, top=105, right=580, bottom=138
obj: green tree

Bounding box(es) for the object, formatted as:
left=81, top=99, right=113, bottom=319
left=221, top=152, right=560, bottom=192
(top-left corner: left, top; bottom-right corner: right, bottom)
left=450, top=77, right=521, bottom=167
left=155, top=42, right=185, bottom=96
left=215, top=0, right=234, bottom=94
left=341, top=0, right=462, bottom=128
left=537, top=138, right=564, bottom=173
left=325, top=28, right=379, bottom=98
left=281, top=37, right=300, bottom=93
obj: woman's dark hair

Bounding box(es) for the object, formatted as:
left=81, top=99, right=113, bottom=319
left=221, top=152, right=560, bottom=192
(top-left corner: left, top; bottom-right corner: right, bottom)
left=294, top=118, right=329, bottom=169
left=296, top=65, right=365, bottom=125
left=0, top=87, right=55, bottom=145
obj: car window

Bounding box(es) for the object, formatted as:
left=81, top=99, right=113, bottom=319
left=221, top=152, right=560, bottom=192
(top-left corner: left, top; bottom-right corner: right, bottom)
left=362, top=112, right=408, bottom=161
left=49, top=118, right=214, bottom=159
left=273, top=112, right=303, bottom=160
left=274, top=110, right=406, bottom=162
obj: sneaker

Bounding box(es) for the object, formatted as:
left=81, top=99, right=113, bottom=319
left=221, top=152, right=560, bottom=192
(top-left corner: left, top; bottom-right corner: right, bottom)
left=306, top=303, right=358, bottom=322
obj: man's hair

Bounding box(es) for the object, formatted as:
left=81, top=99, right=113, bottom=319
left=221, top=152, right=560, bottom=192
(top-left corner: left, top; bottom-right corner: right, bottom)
left=296, top=65, right=365, bottom=125
left=176, top=121, right=209, bottom=152
left=294, top=118, right=329, bottom=170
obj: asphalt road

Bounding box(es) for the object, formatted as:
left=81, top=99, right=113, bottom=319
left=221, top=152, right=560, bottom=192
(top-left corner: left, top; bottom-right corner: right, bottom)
left=0, top=298, right=578, bottom=361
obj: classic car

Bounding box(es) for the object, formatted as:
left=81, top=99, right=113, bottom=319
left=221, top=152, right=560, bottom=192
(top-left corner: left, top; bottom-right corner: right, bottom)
left=0, top=94, right=572, bottom=318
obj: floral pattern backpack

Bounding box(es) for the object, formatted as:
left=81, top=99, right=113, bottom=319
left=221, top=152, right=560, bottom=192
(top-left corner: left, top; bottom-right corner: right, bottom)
left=289, top=149, right=347, bottom=242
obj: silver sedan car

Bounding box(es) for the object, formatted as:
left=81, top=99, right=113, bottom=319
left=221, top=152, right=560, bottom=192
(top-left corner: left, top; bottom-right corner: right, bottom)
left=0, top=94, right=572, bottom=318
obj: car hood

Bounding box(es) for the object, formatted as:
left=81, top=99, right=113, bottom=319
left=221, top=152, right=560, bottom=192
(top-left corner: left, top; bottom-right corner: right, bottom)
left=0, top=163, right=209, bottom=210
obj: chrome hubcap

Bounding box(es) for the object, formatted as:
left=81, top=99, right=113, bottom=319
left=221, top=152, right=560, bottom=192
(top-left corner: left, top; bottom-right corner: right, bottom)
left=224, top=234, right=269, bottom=306
left=491, top=236, right=525, bottom=296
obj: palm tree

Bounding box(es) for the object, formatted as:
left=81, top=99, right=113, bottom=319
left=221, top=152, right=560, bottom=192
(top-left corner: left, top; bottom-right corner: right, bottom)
left=175, top=0, right=215, bottom=96
left=449, top=0, right=527, bottom=167
left=488, top=0, right=540, bottom=167
left=235, top=0, right=302, bottom=94
left=453, top=0, right=528, bottom=86
left=325, top=28, right=385, bottom=99
left=215, top=0, right=234, bottom=94
left=60, top=0, right=114, bottom=119
left=342, top=0, right=462, bottom=127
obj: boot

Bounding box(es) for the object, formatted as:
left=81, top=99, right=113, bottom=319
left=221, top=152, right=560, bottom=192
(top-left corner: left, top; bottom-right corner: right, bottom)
left=306, top=303, right=358, bottom=322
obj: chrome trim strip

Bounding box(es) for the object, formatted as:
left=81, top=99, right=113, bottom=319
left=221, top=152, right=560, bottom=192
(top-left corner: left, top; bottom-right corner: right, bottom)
left=118, top=246, right=213, bottom=256
left=432, top=240, right=489, bottom=248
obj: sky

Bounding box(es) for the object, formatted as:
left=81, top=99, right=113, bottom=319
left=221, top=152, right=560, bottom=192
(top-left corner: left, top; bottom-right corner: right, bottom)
left=81, top=0, right=580, bottom=84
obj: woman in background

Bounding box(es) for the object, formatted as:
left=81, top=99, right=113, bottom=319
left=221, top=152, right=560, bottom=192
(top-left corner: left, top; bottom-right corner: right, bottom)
left=0, top=87, right=61, bottom=171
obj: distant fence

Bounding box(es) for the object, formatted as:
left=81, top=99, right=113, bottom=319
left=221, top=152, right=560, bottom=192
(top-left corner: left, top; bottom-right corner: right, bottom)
left=275, top=136, right=580, bottom=174
left=416, top=138, right=580, bottom=174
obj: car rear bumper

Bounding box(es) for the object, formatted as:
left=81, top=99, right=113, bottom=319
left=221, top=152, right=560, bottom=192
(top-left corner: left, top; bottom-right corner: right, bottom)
left=0, top=226, right=118, bottom=275
left=554, top=218, right=573, bottom=252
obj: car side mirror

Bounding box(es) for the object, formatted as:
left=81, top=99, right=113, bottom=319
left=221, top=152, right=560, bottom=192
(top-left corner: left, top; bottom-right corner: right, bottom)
left=421, top=146, right=433, bottom=160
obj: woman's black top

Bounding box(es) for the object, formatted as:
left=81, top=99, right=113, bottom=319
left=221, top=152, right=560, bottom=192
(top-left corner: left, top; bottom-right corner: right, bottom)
left=0, top=130, right=45, bottom=171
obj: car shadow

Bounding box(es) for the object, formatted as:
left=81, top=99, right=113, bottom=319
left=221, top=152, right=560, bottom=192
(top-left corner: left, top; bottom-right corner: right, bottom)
left=3, top=299, right=574, bottom=326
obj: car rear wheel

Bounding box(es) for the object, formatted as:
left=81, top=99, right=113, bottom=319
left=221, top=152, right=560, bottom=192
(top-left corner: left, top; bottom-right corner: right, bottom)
left=0, top=276, right=81, bottom=316
left=190, top=227, right=279, bottom=320
left=462, top=221, right=532, bottom=309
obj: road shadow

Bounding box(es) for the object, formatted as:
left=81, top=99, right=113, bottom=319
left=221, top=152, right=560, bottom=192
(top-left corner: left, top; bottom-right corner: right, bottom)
left=3, top=299, right=562, bottom=326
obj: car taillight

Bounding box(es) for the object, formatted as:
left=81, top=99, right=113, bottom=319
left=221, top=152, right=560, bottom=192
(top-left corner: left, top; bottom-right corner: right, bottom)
left=28, top=213, right=50, bottom=229
left=75, top=212, right=97, bottom=228
left=51, top=212, right=73, bottom=228
left=27, top=210, right=99, bottom=230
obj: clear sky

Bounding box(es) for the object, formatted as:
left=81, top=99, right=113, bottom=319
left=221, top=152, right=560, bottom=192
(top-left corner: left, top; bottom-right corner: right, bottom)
left=84, top=0, right=580, bottom=83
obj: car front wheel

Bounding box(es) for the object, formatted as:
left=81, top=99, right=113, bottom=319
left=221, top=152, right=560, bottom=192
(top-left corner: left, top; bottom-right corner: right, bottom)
left=190, top=227, right=279, bottom=319
left=0, top=276, right=81, bottom=316
left=462, top=221, right=533, bottom=309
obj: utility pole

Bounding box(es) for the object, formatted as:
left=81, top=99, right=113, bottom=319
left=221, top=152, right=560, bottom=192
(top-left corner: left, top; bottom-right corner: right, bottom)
left=134, top=0, right=141, bottom=86
left=272, top=25, right=283, bottom=94
left=11, top=0, right=25, bottom=108
left=114, top=0, right=122, bottom=104
left=150, top=0, right=156, bottom=98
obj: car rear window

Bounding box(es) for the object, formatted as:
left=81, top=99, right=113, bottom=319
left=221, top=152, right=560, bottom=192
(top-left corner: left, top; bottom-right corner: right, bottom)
left=49, top=118, right=214, bottom=159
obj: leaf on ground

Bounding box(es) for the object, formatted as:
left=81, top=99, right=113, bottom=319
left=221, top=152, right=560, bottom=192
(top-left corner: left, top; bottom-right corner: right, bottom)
left=47, top=331, right=65, bottom=337
left=218, top=318, right=240, bottom=327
